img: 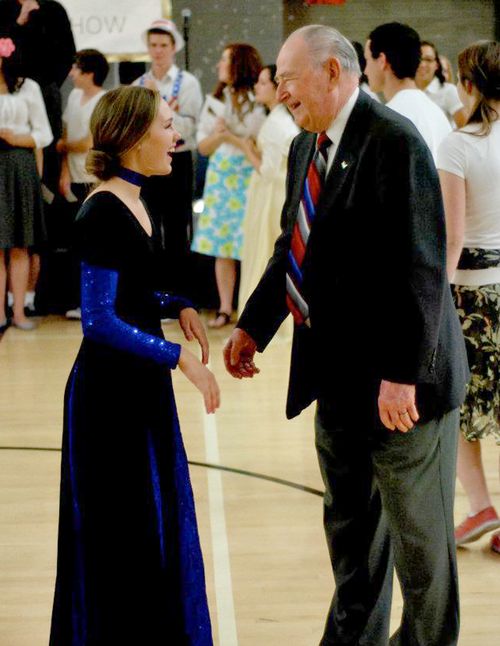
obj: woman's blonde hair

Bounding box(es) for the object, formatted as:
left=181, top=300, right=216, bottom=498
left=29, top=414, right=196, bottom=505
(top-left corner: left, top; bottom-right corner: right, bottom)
left=86, top=85, right=160, bottom=180
left=458, top=40, right=500, bottom=136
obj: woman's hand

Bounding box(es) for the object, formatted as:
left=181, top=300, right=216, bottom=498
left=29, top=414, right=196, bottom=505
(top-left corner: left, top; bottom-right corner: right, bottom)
left=213, top=117, right=227, bottom=133
left=178, top=348, right=220, bottom=414
left=179, top=307, right=209, bottom=364
left=58, top=170, right=71, bottom=198
left=240, top=137, right=261, bottom=169
left=222, top=131, right=247, bottom=152
left=0, top=128, right=15, bottom=145
left=242, top=137, right=258, bottom=154
left=56, top=138, right=67, bottom=154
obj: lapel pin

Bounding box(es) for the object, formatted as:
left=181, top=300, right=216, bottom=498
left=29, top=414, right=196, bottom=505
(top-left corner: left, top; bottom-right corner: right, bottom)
left=341, top=160, right=349, bottom=170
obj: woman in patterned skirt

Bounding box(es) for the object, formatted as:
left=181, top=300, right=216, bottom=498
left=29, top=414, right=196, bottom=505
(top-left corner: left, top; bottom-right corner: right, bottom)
left=437, top=40, right=500, bottom=554
left=192, top=43, right=265, bottom=328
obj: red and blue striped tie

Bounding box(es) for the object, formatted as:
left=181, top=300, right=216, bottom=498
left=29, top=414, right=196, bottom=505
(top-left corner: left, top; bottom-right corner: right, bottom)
left=286, top=132, right=331, bottom=326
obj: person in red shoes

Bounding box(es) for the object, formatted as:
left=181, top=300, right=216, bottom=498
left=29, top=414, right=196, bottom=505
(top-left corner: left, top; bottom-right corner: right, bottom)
left=437, top=40, right=500, bottom=554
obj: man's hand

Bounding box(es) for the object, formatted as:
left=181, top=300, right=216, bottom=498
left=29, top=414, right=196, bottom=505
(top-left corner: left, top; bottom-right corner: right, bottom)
left=179, top=308, right=209, bottom=365
left=223, top=328, right=260, bottom=379
left=378, top=380, right=419, bottom=433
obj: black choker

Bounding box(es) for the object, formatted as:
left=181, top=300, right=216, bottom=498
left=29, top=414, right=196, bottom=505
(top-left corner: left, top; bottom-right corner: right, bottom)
left=117, top=167, right=147, bottom=187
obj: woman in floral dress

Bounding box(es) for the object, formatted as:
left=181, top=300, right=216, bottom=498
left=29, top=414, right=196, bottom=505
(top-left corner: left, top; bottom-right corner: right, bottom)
left=191, top=43, right=265, bottom=328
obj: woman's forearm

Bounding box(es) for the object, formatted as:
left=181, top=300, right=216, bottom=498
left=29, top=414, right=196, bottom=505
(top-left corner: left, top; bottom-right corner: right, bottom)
left=447, top=236, right=464, bottom=282
left=198, top=132, right=225, bottom=156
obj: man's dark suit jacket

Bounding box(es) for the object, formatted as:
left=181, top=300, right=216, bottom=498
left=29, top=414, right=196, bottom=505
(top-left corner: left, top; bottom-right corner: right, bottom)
left=237, top=90, right=469, bottom=422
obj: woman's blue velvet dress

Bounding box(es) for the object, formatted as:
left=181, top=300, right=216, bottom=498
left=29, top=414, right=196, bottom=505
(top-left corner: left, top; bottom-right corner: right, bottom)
left=49, top=192, right=213, bottom=645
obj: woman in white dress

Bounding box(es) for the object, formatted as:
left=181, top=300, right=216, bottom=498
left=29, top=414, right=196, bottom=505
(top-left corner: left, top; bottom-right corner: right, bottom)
left=0, top=37, right=52, bottom=332
left=416, top=40, right=467, bottom=128
left=238, top=65, right=298, bottom=340
left=437, top=40, right=500, bottom=555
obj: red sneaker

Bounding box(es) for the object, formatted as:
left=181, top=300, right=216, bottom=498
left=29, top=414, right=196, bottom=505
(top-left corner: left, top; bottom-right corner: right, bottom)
left=455, top=506, right=500, bottom=545
left=491, top=532, right=500, bottom=554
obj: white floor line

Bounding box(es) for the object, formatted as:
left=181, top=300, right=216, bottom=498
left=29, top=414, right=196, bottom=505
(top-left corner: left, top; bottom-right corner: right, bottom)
left=203, top=409, right=238, bottom=646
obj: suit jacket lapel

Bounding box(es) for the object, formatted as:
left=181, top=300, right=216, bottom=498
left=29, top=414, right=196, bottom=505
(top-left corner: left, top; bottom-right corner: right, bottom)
left=287, top=133, right=316, bottom=231
left=315, top=91, right=372, bottom=220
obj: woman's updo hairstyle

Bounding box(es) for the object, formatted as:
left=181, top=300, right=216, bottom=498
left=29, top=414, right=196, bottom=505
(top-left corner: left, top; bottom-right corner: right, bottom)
left=458, top=40, right=500, bottom=136
left=86, top=85, right=160, bottom=180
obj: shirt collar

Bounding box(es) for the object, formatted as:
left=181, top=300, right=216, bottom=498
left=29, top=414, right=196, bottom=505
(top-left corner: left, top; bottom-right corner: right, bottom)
left=425, top=77, right=441, bottom=95
left=323, top=87, right=359, bottom=150
left=150, top=63, right=178, bottom=84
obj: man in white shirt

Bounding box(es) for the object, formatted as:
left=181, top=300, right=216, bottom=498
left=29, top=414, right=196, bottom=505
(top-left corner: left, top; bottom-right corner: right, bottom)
left=133, top=19, right=203, bottom=296
left=56, top=48, right=108, bottom=319
left=364, top=22, right=451, bottom=162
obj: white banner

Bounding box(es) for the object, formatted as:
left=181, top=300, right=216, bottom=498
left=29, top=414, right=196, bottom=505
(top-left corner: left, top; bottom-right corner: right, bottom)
left=58, top=0, right=167, bottom=55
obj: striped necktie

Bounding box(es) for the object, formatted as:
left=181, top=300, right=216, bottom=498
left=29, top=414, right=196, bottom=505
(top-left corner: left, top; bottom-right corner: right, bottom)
left=286, top=132, right=331, bottom=327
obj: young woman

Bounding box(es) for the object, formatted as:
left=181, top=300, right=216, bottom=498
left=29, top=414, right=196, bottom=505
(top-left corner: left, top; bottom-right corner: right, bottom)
left=49, top=86, right=219, bottom=644
left=0, top=36, right=52, bottom=331
left=238, top=64, right=298, bottom=341
left=416, top=40, right=467, bottom=128
left=437, top=41, right=500, bottom=555
left=191, top=43, right=265, bottom=328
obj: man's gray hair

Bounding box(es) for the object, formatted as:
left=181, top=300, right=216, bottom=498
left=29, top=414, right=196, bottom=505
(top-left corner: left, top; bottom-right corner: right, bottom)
left=293, top=24, right=361, bottom=76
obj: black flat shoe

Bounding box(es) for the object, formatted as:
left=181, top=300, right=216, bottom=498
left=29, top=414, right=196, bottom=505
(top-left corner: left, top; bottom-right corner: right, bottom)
left=0, top=319, right=10, bottom=334
left=208, top=311, right=232, bottom=329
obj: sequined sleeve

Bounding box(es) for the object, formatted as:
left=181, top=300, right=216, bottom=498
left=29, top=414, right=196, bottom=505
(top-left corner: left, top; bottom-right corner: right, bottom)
left=81, top=262, right=181, bottom=369
left=153, top=291, right=196, bottom=319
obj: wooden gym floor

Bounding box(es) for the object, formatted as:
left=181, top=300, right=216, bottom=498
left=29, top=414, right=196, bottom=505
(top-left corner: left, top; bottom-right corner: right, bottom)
left=0, top=315, right=498, bottom=645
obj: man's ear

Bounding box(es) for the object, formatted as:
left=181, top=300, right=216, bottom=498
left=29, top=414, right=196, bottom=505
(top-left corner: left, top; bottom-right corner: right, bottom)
left=378, top=52, right=389, bottom=71
left=326, top=57, right=341, bottom=85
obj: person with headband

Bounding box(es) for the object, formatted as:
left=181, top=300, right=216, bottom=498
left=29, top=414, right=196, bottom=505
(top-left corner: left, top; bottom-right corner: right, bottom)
left=437, top=40, right=500, bottom=556
left=49, top=85, right=218, bottom=645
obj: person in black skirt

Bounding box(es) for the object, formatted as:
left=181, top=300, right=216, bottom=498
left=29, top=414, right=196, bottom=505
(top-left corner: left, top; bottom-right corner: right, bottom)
left=0, top=36, right=52, bottom=331
left=49, top=85, right=219, bottom=645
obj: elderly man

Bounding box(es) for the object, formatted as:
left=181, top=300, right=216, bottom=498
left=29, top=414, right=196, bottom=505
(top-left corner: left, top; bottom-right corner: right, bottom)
left=224, top=25, right=469, bottom=646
